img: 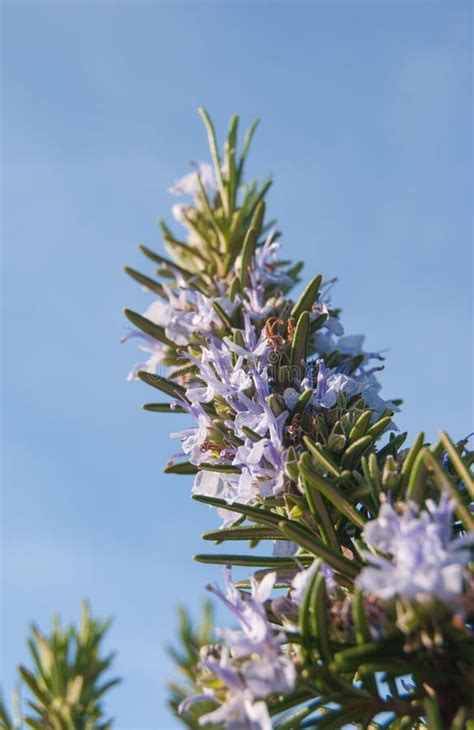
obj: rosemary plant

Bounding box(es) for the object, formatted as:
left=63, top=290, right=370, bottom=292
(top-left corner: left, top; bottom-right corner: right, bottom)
left=124, top=110, right=474, bottom=729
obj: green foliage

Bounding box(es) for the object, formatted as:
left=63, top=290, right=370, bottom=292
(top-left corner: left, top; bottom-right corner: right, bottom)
left=187, top=436, right=474, bottom=729
left=1, top=602, right=119, bottom=730
left=167, top=603, right=220, bottom=730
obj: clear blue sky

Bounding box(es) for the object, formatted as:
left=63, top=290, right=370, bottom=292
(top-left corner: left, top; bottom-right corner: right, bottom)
left=1, top=1, right=472, bottom=728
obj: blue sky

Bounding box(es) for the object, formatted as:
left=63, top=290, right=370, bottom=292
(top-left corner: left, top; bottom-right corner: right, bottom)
left=1, top=1, right=472, bottom=728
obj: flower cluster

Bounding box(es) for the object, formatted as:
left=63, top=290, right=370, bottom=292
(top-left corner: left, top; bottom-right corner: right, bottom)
left=125, top=164, right=397, bottom=526
left=123, top=277, right=236, bottom=380
left=357, top=496, right=473, bottom=610
left=180, top=570, right=296, bottom=729
left=125, top=111, right=474, bottom=729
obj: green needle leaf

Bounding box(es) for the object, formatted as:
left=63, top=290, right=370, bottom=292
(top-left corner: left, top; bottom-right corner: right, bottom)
left=423, top=698, right=445, bottom=730
left=225, top=114, right=239, bottom=212
left=340, top=435, right=373, bottom=470
left=299, top=561, right=319, bottom=661
left=142, top=403, right=187, bottom=414
left=211, top=300, right=233, bottom=330
left=406, top=448, right=429, bottom=504
left=123, top=267, right=166, bottom=298
left=202, top=526, right=282, bottom=542
left=161, top=222, right=212, bottom=265
left=198, top=107, right=228, bottom=216
left=291, top=388, right=313, bottom=415
left=366, top=415, right=393, bottom=439
left=301, top=475, right=339, bottom=550
left=348, top=411, right=373, bottom=442
left=193, top=553, right=312, bottom=568
left=422, top=449, right=474, bottom=531
left=300, top=453, right=366, bottom=530
left=124, top=309, right=175, bottom=347
left=352, top=590, right=371, bottom=646
left=192, top=494, right=286, bottom=528
left=198, top=464, right=241, bottom=474
left=302, top=437, right=341, bottom=478
left=137, top=371, right=189, bottom=402
left=278, top=520, right=359, bottom=579
left=290, top=274, right=322, bottom=321
left=249, top=199, right=266, bottom=238
left=333, top=636, right=404, bottom=673
left=241, top=426, right=262, bottom=442
left=139, top=244, right=195, bottom=281
left=164, top=462, right=198, bottom=475
left=290, top=311, right=310, bottom=372
left=401, top=431, right=425, bottom=483
left=312, top=574, right=332, bottom=663
left=240, top=226, right=257, bottom=287
left=237, top=118, right=260, bottom=183
left=440, top=431, right=474, bottom=499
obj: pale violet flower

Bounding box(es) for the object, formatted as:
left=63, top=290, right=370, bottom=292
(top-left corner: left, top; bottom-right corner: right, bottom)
left=241, top=654, right=296, bottom=699
left=185, top=341, right=252, bottom=405
left=176, top=320, right=290, bottom=513
left=290, top=560, right=319, bottom=606
left=313, top=358, right=361, bottom=408
left=122, top=295, right=184, bottom=380
left=179, top=649, right=272, bottom=730
left=357, top=496, right=474, bottom=609
left=312, top=302, right=344, bottom=338
left=122, top=297, right=176, bottom=379
left=207, top=570, right=280, bottom=657
left=314, top=327, right=387, bottom=383
left=191, top=470, right=241, bottom=527
left=180, top=570, right=296, bottom=728
left=252, top=234, right=293, bottom=288
left=272, top=540, right=298, bottom=557
left=122, top=329, right=167, bottom=381
left=158, top=286, right=233, bottom=346
left=208, top=570, right=296, bottom=691
left=183, top=318, right=265, bottom=407
left=124, top=283, right=236, bottom=379
left=171, top=202, right=190, bottom=224
left=281, top=358, right=365, bottom=411
left=169, top=162, right=217, bottom=203
left=192, top=470, right=234, bottom=499
left=334, top=333, right=385, bottom=363
left=291, top=559, right=336, bottom=606
left=223, top=313, right=270, bottom=363
left=312, top=357, right=390, bottom=411
left=282, top=358, right=397, bottom=422
left=242, top=285, right=274, bottom=320
left=336, top=334, right=366, bottom=355
left=171, top=409, right=215, bottom=465
left=233, top=436, right=287, bottom=499
left=238, top=231, right=292, bottom=319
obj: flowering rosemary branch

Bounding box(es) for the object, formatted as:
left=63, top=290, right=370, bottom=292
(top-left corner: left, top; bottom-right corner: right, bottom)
left=124, top=110, right=474, bottom=730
